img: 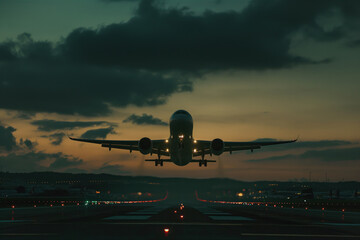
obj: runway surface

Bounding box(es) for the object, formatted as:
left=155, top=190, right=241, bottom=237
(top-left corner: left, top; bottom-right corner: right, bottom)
left=1, top=198, right=360, bottom=239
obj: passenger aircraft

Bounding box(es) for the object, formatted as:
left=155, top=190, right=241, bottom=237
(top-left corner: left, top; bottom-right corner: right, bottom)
left=70, top=110, right=296, bottom=167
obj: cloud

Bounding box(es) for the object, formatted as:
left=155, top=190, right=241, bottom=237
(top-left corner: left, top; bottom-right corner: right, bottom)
left=49, top=154, right=83, bottom=169
left=59, top=0, right=360, bottom=71
left=1, top=0, right=359, bottom=116
left=31, top=119, right=114, bottom=131
left=19, top=138, right=36, bottom=150
left=247, top=147, right=360, bottom=163
left=16, top=112, right=36, bottom=120
left=0, top=122, right=82, bottom=172
left=0, top=151, right=83, bottom=172
left=95, top=162, right=128, bottom=175
left=48, top=132, right=66, bottom=145
left=123, top=113, right=168, bottom=126
left=0, top=33, right=191, bottom=116
left=0, top=124, right=17, bottom=151
left=347, top=39, right=360, bottom=48
left=0, top=123, right=38, bottom=152
left=80, top=127, right=116, bottom=139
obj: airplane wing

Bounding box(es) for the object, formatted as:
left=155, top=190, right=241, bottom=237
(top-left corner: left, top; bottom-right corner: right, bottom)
left=69, top=137, right=169, bottom=156
left=194, top=139, right=297, bottom=156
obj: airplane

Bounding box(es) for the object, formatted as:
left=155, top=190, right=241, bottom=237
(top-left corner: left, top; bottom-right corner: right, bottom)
left=69, top=110, right=296, bottom=167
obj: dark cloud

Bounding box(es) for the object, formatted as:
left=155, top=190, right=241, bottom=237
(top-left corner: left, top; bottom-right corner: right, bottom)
left=1, top=0, right=359, bottom=116
left=16, top=112, right=36, bottom=120
left=347, top=39, right=360, bottom=48
left=48, top=132, right=66, bottom=145
left=19, top=138, right=36, bottom=150
left=95, top=162, right=128, bottom=175
left=123, top=113, right=168, bottom=126
left=0, top=123, right=38, bottom=151
left=49, top=154, right=83, bottom=169
left=59, top=0, right=360, bottom=71
left=0, top=33, right=191, bottom=116
left=247, top=147, right=360, bottom=163
left=0, top=151, right=83, bottom=172
left=31, top=119, right=114, bottom=131
left=80, top=127, right=115, bottom=139
left=0, top=124, right=17, bottom=151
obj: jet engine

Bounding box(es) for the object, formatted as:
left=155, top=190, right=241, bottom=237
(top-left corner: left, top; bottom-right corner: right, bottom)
left=210, top=138, right=225, bottom=155
left=138, top=137, right=152, bottom=155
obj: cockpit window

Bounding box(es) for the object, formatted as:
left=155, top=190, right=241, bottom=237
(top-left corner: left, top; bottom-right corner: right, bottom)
left=174, top=110, right=190, bottom=115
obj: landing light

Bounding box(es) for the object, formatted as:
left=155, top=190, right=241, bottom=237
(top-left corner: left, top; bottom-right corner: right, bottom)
left=164, top=228, right=170, bottom=233
left=165, top=139, right=169, bottom=143
left=166, top=148, right=169, bottom=152
left=194, top=140, right=197, bottom=143
left=180, top=215, right=184, bottom=219
left=193, top=149, right=197, bottom=153
left=179, top=135, right=184, bottom=139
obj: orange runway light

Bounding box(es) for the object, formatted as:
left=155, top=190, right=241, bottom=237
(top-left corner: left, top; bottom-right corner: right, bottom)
left=164, top=228, right=170, bottom=233
left=180, top=215, right=184, bottom=219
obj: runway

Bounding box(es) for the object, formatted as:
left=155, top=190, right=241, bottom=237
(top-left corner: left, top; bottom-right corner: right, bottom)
left=1, top=198, right=360, bottom=240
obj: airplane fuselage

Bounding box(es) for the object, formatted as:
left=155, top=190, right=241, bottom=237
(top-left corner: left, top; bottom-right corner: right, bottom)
left=169, top=110, right=194, bottom=166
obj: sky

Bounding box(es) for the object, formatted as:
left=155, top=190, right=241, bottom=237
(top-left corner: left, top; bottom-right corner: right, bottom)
left=0, top=0, right=359, bottom=181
